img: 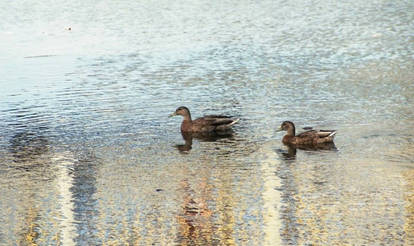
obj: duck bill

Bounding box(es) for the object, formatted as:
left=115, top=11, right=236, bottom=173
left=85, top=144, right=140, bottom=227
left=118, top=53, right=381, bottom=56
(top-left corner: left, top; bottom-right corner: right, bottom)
left=168, top=112, right=177, bottom=118
left=276, top=127, right=283, bottom=132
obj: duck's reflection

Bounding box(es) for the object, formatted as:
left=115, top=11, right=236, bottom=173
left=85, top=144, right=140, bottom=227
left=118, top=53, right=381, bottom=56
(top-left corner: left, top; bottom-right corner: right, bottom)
left=277, top=143, right=337, bottom=160
left=279, top=145, right=297, bottom=160
left=175, top=132, right=194, bottom=153
left=276, top=141, right=337, bottom=244
left=175, top=131, right=234, bottom=153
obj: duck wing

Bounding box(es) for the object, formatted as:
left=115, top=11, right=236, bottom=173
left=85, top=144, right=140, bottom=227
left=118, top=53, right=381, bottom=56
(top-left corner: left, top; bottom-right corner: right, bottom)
left=296, top=130, right=319, bottom=138
left=316, top=130, right=336, bottom=138
left=297, top=129, right=336, bottom=138
left=197, top=115, right=236, bottom=126
left=295, top=129, right=336, bottom=144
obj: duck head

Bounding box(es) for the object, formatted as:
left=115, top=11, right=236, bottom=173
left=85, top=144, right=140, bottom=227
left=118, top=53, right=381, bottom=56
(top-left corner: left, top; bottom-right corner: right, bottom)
left=169, top=106, right=191, bottom=119
left=277, top=121, right=296, bottom=136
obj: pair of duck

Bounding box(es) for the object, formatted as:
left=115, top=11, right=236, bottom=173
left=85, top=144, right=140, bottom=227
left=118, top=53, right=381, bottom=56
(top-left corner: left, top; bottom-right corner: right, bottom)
left=169, top=106, right=336, bottom=146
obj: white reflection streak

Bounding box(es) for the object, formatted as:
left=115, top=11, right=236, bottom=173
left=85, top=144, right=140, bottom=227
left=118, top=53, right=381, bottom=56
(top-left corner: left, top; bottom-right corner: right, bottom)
left=260, top=143, right=282, bottom=245
left=52, top=152, right=76, bottom=246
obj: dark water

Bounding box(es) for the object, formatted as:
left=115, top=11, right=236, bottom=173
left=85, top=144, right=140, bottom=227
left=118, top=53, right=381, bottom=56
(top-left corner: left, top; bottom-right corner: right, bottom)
left=1, top=0, right=413, bottom=245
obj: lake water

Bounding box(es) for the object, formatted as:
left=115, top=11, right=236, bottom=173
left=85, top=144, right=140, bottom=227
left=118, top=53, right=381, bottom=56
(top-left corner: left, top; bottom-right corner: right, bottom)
left=0, top=0, right=413, bottom=245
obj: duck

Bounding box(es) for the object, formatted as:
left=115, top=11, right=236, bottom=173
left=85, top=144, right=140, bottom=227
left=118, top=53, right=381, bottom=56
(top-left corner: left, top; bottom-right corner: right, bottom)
left=277, top=121, right=336, bottom=146
left=169, top=106, right=239, bottom=134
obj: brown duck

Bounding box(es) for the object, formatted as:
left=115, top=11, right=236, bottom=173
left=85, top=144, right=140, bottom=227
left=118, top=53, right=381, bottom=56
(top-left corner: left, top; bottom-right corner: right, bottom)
left=277, top=121, right=336, bottom=145
left=169, top=106, right=239, bottom=133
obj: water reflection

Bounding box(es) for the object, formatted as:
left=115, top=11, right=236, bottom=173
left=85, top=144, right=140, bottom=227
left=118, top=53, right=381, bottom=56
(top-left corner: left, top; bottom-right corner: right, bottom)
left=175, top=132, right=193, bottom=153
left=19, top=207, right=40, bottom=245
left=3, top=111, right=52, bottom=245
left=176, top=179, right=214, bottom=245
left=275, top=141, right=339, bottom=244
left=277, top=143, right=337, bottom=160
left=404, top=168, right=414, bottom=245
left=7, top=110, right=50, bottom=166
left=276, top=148, right=300, bottom=245
left=175, top=131, right=234, bottom=154
left=3, top=106, right=103, bottom=245
left=10, top=131, right=49, bottom=163
left=71, top=153, right=100, bottom=244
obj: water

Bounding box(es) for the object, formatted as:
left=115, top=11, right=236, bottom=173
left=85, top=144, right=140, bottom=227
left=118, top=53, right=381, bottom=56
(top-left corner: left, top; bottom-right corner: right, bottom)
left=1, top=0, right=413, bottom=245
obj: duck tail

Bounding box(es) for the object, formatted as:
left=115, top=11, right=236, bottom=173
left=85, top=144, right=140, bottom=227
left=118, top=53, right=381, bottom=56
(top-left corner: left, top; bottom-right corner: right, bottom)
left=328, top=131, right=337, bottom=137
left=228, top=118, right=240, bottom=126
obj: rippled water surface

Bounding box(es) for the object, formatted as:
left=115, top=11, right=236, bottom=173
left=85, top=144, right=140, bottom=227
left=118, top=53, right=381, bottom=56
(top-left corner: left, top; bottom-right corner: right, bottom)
left=1, top=0, right=414, bottom=245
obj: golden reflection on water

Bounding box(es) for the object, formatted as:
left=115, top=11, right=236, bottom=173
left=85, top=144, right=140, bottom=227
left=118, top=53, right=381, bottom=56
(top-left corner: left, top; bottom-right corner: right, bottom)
left=2, top=119, right=414, bottom=246
left=403, top=166, right=414, bottom=245
left=22, top=207, right=39, bottom=246
left=2, top=134, right=414, bottom=245
left=87, top=141, right=269, bottom=245
left=283, top=157, right=408, bottom=245
left=259, top=143, right=282, bottom=245
left=53, top=152, right=76, bottom=246
left=215, top=166, right=236, bottom=246
left=176, top=178, right=214, bottom=245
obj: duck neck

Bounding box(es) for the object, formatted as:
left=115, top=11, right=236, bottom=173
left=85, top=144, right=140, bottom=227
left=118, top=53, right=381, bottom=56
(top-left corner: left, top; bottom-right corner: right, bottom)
left=181, top=113, right=192, bottom=132
left=182, top=113, right=192, bottom=122
left=286, top=126, right=295, bottom=137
